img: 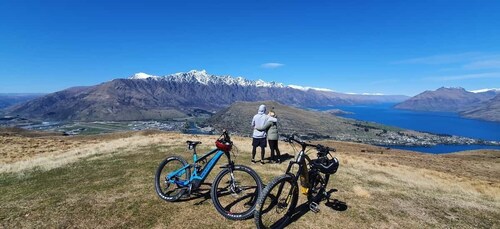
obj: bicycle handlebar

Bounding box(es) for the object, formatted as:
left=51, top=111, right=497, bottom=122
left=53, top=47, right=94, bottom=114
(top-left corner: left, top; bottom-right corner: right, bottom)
left=281, top=134, right=336, bottom=152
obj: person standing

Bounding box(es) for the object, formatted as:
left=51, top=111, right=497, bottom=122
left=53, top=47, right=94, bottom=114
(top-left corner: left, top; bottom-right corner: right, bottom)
left=251, top=104, right=268, bottom=164
left=256, top=111, right=281, bottom=163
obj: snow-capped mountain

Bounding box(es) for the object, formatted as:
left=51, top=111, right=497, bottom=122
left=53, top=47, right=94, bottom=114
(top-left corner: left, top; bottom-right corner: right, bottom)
left=469, top=88, right=500, bottom=93
left=8, top=70, right=408, bottom=121
left=129, top=72, right=160, bottom=80
left=128, top=70, right=400, bottom=94
left=129, top=70, right=286, bottom=88
left=288, top=85, right=333, bottom=92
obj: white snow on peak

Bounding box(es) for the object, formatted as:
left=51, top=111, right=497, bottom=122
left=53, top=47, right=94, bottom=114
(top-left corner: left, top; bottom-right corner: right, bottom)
left=441, top=86, right=465, bottom=90
left=129, top=72, right=159, bottom=80
left=469, top=88, right=500, bottom=93
left=288, top=85, right=333, bottom=92
left=255, top=79, right=285, bottom=88
left=127, top=70, right=286, bottom=88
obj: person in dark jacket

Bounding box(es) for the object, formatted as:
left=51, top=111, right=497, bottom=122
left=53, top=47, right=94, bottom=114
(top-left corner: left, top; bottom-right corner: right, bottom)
left=251, top=104, right=268, bottom=164
left=256, top=111, right=281, bottom=163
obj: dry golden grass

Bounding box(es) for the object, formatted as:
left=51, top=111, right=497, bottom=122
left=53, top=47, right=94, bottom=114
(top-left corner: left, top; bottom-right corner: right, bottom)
left=1, top=131, right=499, bottom=228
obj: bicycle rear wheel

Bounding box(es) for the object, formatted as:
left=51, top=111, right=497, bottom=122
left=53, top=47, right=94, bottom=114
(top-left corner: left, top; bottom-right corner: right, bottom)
left=154, top=156, right=191, bottom=202
left=210, top=165, right=263, bottom=220
left=254, top=174, right=299, bottom=229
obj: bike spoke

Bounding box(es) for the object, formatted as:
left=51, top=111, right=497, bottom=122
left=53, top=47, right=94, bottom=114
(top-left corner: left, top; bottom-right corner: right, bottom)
left=213, top=169, right=259, bottom=215
left=259, top=178, right=295, bottom=228
left=156, top=157, right=189, bottom=200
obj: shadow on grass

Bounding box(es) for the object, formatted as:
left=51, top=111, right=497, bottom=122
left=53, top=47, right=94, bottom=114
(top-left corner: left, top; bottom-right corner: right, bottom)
left=175, top=182, right=260, bottom=208
left=263, top=153, right=295, bottom=163
left=176, top=183, right=212, bottom=205
left=282, top=189, right=348, bottom=228
left=325, top=199, right=348, bottom=211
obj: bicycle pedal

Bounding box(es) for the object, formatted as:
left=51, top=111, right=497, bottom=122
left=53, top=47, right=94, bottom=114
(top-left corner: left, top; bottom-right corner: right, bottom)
left=309, top=202, right=320, bottom=213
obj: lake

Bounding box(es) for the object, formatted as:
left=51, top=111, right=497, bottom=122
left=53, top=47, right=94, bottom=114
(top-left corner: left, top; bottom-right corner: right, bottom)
left=317, top=104, right=500, bottom=153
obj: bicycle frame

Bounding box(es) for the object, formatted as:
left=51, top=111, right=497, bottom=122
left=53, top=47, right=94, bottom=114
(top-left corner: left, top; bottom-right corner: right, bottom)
left=283, top=136, right=335, bottom=182
left=166, top=148, right=233, bottom=190
left=286, top=148, right=331, bottom=189
left=277, top=139, right=329, bottom=206
left=285, top=145, right=311, bottom=181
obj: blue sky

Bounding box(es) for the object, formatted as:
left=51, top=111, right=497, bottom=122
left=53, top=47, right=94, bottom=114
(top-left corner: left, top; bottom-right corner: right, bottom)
left=1, top=0, right=499, bottom=95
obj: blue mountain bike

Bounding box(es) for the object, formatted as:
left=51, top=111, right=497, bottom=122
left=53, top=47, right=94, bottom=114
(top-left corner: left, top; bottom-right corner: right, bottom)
left=154, top=130, right=263, bottom=220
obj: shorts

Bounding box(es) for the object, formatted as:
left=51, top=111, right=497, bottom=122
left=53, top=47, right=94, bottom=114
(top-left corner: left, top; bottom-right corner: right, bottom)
left=252, top=138, right=267, bottom=148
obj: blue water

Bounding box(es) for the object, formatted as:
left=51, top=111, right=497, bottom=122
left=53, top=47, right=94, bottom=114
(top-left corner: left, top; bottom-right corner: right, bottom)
left=316, top=104, right=500, bottom=153
left=388, top=144, right=500, bottom=154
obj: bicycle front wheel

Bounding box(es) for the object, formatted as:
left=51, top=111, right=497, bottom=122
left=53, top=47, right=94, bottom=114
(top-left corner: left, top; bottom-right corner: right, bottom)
left=154, top=155, right=191, bottom=202
left=210, top=165, right=263, bottom=220
left=254, top=174, right=299, bottom=229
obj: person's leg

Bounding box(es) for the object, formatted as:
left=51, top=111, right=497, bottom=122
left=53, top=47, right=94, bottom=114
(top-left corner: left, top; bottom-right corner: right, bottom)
left=260, top=138, right=266, bottom=164
left=251, top=138, right=257, bottom=163
left=260, top=147, right=265, bottom=164
left=251, top=146, right=257, bottom=163
left=275, top=141, right=281, bottom=163
left=269, top=140, right=276, bottom=162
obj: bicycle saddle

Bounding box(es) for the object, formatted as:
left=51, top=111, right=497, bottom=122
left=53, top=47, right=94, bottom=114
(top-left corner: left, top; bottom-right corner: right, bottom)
left=186, top=140, right=202, bottom=146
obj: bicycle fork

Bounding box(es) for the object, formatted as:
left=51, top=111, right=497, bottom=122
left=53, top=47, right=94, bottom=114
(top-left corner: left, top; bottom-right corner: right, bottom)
left=275, top=178, right=296, bottom=212
left=229, top=171, right=239, bottom=194
left=228, top=169, right=257, bottom=208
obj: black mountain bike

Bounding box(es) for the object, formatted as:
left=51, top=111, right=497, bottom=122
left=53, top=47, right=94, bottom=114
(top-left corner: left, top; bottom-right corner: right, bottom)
left=254, top=134, right=339, bottom=229
left=155, top=130, right=263, bottom=220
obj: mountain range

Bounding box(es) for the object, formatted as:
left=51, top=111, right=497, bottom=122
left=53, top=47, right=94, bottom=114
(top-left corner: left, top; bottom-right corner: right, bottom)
left=5, top=70, right=408, bottom=121
left=0, top=93, right=44, bottom=110
left=395, top=87, right=500, bottom=122
left=461, top=94, right=500, bottom=122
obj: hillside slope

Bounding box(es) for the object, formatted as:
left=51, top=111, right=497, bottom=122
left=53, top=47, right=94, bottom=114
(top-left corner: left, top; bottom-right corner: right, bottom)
left=0, top=131, right=499, bottom=228
left=208, top=101, right=396, bottom=138
left=206, top=101, right=484, bottom=146
left=461, top=94, right=500, bottom=122
left=0, top=93, right=44, bottom=109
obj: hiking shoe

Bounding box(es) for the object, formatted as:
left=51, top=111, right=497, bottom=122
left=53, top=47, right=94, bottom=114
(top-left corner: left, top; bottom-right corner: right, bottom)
left=260, top=160, right=265, bottom=165
left=251, top=159, right=256, bottom=164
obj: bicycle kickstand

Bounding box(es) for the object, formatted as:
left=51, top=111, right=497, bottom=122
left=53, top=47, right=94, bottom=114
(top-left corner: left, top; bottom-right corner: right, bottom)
left=309, top=201, right=320, bottom=213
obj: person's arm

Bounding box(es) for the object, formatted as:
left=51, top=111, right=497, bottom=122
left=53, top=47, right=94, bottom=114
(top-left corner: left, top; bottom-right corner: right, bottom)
left=256, top=121, right=272, bottom=131
left=251, top=116, right=255, bottom=127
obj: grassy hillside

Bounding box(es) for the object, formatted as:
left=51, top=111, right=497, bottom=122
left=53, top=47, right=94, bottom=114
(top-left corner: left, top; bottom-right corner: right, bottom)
left=207, top=101, right=400, bottom=137
left=206, top=101, right=483, bottom=146
left=1, top=131, right=499, bottom=228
